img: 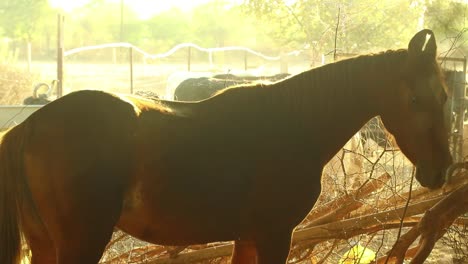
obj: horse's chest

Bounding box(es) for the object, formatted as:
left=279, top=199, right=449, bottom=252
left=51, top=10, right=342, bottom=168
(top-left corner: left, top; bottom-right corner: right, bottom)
left=248, top=161, right=323, bottom=211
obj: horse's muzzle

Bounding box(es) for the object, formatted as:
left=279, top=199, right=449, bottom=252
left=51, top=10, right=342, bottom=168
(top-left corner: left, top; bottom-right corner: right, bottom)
left=415, top=166, right=446, bottom=190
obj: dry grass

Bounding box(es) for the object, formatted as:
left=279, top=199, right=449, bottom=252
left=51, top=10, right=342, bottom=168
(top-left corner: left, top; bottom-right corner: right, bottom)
left=0, top=64, right=37, bottom=105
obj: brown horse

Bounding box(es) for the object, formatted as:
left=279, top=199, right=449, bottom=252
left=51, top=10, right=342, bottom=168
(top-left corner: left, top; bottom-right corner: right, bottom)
left=0, top=29, right=452, bottom=264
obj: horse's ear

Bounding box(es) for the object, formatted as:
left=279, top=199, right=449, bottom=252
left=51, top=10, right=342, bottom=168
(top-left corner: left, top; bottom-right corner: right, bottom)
left=408, top=29, right=437, bottom=58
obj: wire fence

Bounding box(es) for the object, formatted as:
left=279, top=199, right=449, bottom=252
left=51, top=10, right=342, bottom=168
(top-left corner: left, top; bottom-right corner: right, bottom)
left=60, top=42, right=311, bottom=100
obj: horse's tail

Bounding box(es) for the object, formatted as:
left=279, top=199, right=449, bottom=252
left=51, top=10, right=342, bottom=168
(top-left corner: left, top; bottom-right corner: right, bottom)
left=0, top=124, right=27, bottom=264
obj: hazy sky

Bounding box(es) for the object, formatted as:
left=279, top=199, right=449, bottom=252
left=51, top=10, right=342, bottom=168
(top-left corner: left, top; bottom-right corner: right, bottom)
left=49, top=0, right=244, bottom=19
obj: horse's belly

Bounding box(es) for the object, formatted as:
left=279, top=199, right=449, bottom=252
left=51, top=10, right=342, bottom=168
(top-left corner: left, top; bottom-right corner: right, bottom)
left=116, top=212, right=236, bottom=246
left=116, top=177, right=242, bottom=245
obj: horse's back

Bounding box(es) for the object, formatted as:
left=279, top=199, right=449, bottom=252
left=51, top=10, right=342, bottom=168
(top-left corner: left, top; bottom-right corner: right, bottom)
left=23, top=89, right=141, bottom=176
left=27, top=90, right=138, bottom=128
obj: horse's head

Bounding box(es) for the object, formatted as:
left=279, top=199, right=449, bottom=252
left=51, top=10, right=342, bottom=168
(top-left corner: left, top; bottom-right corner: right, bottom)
left=379, top=29, right=452, bottom=189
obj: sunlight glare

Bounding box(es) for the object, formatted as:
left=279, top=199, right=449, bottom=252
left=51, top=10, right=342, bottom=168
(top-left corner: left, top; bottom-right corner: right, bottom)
left=49, top=0, right=92, bottom=12
left=48, top=0, right=244, bottom=19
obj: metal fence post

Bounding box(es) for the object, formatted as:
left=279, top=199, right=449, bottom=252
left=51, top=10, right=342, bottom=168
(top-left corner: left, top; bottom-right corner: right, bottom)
left=187, top=46, right=191, bottom=72
left=57, top=13, right=64, bottom=98
left=129, top=46, right=134, bottom=94
left=244, top=50, right=248, bottom=71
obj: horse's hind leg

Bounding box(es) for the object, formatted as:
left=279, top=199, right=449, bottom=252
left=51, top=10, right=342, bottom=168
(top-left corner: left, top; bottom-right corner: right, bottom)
left=28, top=239, right=56, bottom=264
left=231, top=240, right=257, bottom=264
left=52, top=170, right=124, bottom=264
left=55, top=228, right=115, bottom=264
left=25, top=163, right=127, bottom=264
left=255, top=231, right=292, bottom=264
left=49, top=184, right=122, bottom=264
left=21, top=183, right=57, bottom=264
left=22, top=219, right=56, bottom=264
left=22, top=189, right=113, bottom=264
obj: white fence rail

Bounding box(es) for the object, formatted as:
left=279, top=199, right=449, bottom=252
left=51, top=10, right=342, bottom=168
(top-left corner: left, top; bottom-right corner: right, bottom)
left=61, top=42, right=310, bottom=100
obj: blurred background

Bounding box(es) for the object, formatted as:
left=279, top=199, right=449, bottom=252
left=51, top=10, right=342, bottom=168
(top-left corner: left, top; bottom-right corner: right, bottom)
left=0, top=0, right=466, bottom=104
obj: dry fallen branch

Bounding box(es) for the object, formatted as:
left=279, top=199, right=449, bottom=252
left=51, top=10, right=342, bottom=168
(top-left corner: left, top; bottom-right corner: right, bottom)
left=294, top=198, right=441, bottom=243
left=146, top=244, right=233, bottom=264
left=410, top=184, right=468, bottom=264
left=379, top=179, right=468, bottom=263
left=303, top=173, right=391, bottom=227
left=351, top=173, right=468, bottom=218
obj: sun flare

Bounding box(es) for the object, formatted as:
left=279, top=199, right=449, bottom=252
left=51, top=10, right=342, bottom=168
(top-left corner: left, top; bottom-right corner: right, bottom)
left=48, top=0, right=243, bottom=19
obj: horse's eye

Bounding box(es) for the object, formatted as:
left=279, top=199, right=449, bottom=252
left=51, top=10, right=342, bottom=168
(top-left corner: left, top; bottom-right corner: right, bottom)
left=411, top=96, right=417, bottom=104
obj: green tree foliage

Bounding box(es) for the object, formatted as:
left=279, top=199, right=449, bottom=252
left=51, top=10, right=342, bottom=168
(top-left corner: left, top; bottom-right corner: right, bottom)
left=425, top=0, right=467, bottom=56
left=144, top=8, right=192, bottom=51
left=142, top=1, right=273, bottom=52
left=0, top=0, right=464, bottom=62
left=242, top=0, right=467, bottom=63
left=52, top=0, right=271, bottom=53
left=189, top=3, right=269, bottom=48
left=0, top=0, right=53, bottom=41
left=243, top=0, right=428, bottom=57
left=63, top=1, right=142, bottom=47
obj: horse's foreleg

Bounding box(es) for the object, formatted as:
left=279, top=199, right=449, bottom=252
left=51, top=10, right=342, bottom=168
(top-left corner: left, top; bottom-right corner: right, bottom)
left=255, top=231, right=292, bottom=264
left=231, top=240, right=257, bottom=264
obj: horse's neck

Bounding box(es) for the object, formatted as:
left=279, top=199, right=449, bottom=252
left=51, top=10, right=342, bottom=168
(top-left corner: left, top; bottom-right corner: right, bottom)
left=272, top=57, right=393, bottom=164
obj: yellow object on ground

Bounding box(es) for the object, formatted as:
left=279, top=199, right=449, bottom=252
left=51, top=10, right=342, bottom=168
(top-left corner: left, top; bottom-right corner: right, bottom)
left=339, top=244, right=376, bottom=264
